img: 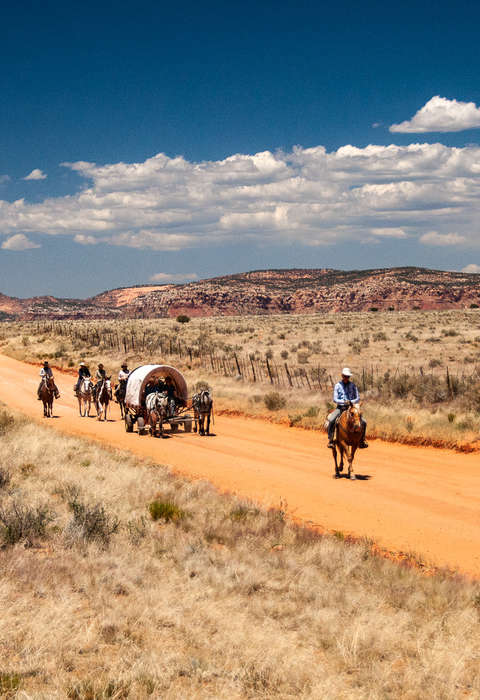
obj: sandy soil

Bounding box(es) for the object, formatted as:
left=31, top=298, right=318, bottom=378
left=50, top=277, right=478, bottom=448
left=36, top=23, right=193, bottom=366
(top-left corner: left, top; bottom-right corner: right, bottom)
left=1, top=353, right=479, bottom=577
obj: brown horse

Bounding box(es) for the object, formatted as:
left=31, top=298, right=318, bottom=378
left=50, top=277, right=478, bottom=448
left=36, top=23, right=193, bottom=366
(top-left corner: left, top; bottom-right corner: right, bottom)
left=332, top=402, right=363, bottom=480
left=39, top=376, right=55, bottom=418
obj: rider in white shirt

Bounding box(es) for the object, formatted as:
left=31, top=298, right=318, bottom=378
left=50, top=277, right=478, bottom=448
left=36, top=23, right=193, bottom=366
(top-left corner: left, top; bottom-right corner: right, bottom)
left=118, top=363, right=130, bottom=383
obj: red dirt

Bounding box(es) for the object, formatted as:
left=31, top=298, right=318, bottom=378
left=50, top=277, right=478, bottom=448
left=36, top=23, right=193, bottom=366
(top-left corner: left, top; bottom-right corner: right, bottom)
left=1, top=353, right=479, bottom=578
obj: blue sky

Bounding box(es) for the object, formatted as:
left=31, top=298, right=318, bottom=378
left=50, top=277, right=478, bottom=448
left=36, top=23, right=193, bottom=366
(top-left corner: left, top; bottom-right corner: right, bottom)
left=1, top=0, right=480, bottom=297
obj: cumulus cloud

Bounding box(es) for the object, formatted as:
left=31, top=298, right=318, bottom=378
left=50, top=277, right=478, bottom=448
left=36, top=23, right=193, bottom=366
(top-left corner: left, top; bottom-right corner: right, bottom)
left=390, top=96, right=480, bottom=133
left=462, top=263, right=480, bottom=273
left=23, top=169, right=47, bottom=181
left=419, top=231, right=466, bottom=246
left=1, top=234, right=40, bottom=250
left=1, top=143, right=480, bottom=252
left=149, top=272, right=199, bottom=283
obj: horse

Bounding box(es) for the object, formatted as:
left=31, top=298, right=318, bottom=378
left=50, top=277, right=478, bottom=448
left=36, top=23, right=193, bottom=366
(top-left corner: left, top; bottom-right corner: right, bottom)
left=39, top=376, right=55, bottom=418
left=114, top=379, right=127, bottom=419
left=192, top=390, right=213, bottom=435
left=95, top=378, right=112, bottom=421
left=77, top=377, right=94, bottom=417
left=331, top=402, right=363, bottom=480
left=145, top=391, right=169, bottom=437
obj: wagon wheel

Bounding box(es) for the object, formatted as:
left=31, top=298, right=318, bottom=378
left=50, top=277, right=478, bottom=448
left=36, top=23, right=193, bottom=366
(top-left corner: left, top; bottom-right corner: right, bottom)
left=170, top=422, right=179, bottom=433
left=137, top=416, right=146, bottom=435
left=125, top=414, right=133, bottom=433
left=183, top=419, right=192, bottom=433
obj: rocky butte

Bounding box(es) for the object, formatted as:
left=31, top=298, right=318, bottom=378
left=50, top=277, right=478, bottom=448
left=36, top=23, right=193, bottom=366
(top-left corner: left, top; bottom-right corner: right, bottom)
left=1, top=267, right=479, bottom=320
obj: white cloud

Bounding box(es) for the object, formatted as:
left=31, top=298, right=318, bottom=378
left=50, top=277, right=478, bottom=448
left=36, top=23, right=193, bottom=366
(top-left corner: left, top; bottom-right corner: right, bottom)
left=462, top=263, right=480, bottom=273
left=1, top=234, right=40, bottom=250
left=369, top=227, right=408, bottom=238
left=390, top=96, right=480, bottom=133
left=23, top=169, right=47, bottom=181
left=0, top=175, right=10, bottom=185
left=419, top=231, right=466, bottom=246
left=149, top=272, right=199, bottom=283
left=1, top=143, right=480, bottom=252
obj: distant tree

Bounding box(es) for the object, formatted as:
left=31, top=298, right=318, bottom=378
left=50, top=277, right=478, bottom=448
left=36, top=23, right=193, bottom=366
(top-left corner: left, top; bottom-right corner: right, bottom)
left=369, top=307, right=379, bottom=312
left=176, top=314, right=191, bottom=324
left=469, top=303, right=479, bottom=309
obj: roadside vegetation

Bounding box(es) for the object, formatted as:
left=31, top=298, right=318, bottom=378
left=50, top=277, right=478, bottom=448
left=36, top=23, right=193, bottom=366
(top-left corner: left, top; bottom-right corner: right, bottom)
left=0, top=405, right=479, bottom=697
left=1, top=308, right=480, bottom=450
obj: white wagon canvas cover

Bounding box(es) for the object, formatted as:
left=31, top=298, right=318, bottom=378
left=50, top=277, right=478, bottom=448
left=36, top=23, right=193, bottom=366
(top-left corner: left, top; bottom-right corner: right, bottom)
left=125, top=364, right=188, bottom=409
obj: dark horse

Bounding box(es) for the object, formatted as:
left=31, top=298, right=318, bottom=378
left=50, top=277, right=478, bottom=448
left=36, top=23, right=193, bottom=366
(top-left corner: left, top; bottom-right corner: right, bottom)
left=192, top=390, right=213, bottom=435
left=95, top=377, right=112, bottom=421
left=332, top=402, right=363, bottom=480
left=114, top=379, right=127, bottom=419
left=39, top=376, right=55, bottom=418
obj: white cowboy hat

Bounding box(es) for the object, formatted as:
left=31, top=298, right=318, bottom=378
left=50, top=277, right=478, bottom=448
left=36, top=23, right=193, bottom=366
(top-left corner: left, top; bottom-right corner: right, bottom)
left=341, top=367, right=352, bottom=376
left=79, top=361, right=85, bottom=366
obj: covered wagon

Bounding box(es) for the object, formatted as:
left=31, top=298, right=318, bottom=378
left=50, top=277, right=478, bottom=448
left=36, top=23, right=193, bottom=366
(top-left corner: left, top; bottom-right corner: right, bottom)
left=124, top=364, right=192, bottom=435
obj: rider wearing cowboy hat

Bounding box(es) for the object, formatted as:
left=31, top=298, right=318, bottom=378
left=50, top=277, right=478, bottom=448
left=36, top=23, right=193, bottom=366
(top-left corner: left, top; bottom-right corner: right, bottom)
left=118, top=362, right=130, bottom=383
left=37, top=361, right=60, bottom=400
left=74, top=361, right=91, bottom=394
left=327, top=367, right=368, bottom=449
left=93, top=363, right=106, bottom=400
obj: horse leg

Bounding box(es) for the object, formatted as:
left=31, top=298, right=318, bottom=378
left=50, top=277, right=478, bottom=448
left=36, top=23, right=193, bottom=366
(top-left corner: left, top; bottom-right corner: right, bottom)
left=206, top=410, right=211, bottom=435
left=348, top=446, right=357, bottom=481
left=200, top=414, right=205, bottom=436
left=332, top=445, right=340, bottom=478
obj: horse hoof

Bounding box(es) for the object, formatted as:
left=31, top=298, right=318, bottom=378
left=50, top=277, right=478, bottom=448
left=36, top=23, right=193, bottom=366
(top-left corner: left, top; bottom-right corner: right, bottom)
left=350, top=474, right=356, bottom=481
left=334, top=473, right=340, bottom=479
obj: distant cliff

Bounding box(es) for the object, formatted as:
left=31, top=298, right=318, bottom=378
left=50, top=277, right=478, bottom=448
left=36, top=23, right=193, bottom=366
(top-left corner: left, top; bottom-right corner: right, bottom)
left=1, top=267, right=480, bottom=320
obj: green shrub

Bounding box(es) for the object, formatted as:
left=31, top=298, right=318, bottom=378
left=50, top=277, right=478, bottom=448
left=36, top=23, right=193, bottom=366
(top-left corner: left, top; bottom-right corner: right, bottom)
left=176, top=314, right=191, bottom=324
left=264, top=392, right=286, bottom=411
left=148, top=500, right=185, bottom=522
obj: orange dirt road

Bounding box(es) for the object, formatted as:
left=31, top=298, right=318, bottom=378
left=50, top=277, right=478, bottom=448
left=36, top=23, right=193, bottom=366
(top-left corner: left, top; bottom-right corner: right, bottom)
left=1, top=354, right=479, bottom=577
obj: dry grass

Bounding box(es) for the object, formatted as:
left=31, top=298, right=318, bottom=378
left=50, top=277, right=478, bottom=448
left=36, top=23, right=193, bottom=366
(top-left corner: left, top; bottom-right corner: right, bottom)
left=1, top=308, right=480, bottom=449
left=0, top=405, right=479, bottom=698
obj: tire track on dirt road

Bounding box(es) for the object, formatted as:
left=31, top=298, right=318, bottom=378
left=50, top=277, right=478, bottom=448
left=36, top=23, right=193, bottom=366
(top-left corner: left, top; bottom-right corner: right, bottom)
left=1, top=353, right=479, bottom=577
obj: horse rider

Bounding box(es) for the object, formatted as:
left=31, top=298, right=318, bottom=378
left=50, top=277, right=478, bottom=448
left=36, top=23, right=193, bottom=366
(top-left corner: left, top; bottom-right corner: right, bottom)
left=118, top=362, right=130, bottom=384
left=93, top=363, right=106, bottom=400
left=327, top=367, right=368, bottom=449
left=37, top=361, right=60, bottom=400
left=74, top=361, right=91, bottom=395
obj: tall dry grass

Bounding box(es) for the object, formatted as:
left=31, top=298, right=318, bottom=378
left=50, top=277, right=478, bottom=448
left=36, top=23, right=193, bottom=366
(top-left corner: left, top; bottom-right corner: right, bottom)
left=0, top=405, right=479, bottom=697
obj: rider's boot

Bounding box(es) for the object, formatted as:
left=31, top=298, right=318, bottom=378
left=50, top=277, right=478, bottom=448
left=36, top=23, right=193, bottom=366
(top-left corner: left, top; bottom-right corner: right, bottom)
left=359, top=426, right=368, bottom=448
left=327, top=423, right=335, bottom=448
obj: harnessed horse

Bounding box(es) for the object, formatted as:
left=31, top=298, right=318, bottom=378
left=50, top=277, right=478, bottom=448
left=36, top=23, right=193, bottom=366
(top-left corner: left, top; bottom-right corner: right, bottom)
left=95, top=378, right=112, bottom=421
left=192, top=390, right=213, bottom=435
left=77, top=377, right=94, bottom=417
left=39, top=376, right=55, bottom=418
left=145, top=391, right=169, bottom=437
left=332, top=402, right=363, bottom=480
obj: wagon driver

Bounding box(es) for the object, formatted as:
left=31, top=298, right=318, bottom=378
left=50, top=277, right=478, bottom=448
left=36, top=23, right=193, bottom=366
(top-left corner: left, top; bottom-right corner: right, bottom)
left=326, top=367, right=368, bottom=449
